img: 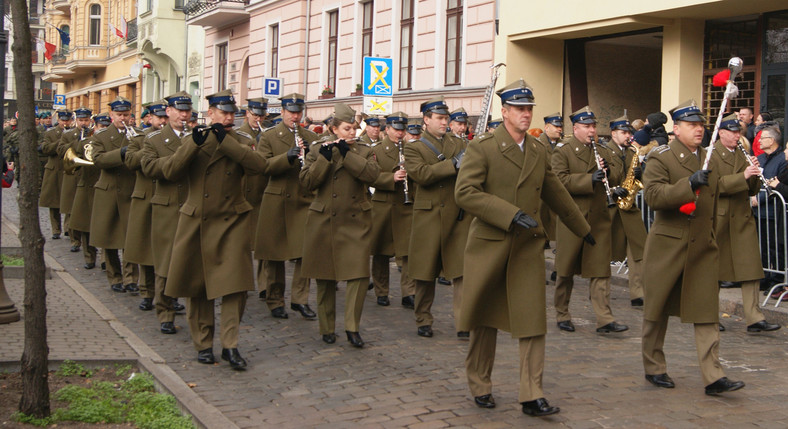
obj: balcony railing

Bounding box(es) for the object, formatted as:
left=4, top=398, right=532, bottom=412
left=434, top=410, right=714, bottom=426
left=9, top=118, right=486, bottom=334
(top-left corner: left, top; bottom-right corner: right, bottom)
left=183, top=0, right=249, bottom=17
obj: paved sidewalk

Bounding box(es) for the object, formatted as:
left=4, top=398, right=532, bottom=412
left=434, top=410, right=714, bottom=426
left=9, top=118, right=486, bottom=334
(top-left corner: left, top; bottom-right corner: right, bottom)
left=3, top=185, right=788, bottom=428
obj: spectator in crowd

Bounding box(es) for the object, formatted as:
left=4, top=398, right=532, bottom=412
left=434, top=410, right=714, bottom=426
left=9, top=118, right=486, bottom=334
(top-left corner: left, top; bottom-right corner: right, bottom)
left=737, top=107, right=755, bottom=142
left=1, top=156, right=14, bottom=188
left=631, top=118, right=645, bottom=131
left=755, top=126, right=785, bottom=291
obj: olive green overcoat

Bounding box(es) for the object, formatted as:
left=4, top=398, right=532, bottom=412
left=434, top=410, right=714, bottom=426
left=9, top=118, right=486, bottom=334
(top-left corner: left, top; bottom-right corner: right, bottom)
left=404, top=131, right=470, bottom=280
left=39, top=126, right=65, bottom=208
left=456, top=127, right=591, bottom=338
left=57, top=128, right=81, bottom=215
left=254, top=123, right=318, bottom=260
left=642, top=140, right=720, bottom=323
left=89, top=124, right=138, bottom=249
left=139, top=124, right=189, bottom=276
left=68, top=131, right=100, bottom=233
left=552, top=136, right=623, bottom=278
left=536, top=132, right=558, bottom=240
left=160, top=129, right=267, bottom=300
left=123, top=131, right=155, bottom=265
left=711, top=141, right=764, bottom=282
left=299, top=137, right=381, bottom=281
left=606, top=141, right=647, bottom=261
left=369, top=136, right=414, bottom=257
left=236, top=121, right=268, bottom=252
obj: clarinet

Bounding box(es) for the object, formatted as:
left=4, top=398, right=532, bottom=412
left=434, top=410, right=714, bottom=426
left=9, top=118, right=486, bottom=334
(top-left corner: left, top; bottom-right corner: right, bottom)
left=398, top=140, right=412, bottom=205
left=736, top=141, right=772, bottom=196
left=591, top=138, right=617, bottom=208
left=293, top=124, right=304, bottom=168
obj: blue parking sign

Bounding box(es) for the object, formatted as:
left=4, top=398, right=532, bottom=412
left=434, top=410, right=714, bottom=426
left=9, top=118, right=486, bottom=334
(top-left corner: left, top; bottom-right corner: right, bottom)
left=363, top=57, right=393, bottom=97
left=54, top=94, right=66, bottom=108
left=263, top=78, right=283, bottom=98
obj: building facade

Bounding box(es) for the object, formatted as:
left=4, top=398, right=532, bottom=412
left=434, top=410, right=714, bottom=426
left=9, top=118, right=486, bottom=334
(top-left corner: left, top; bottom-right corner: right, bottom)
left=185, top=0, right=497, bottom=122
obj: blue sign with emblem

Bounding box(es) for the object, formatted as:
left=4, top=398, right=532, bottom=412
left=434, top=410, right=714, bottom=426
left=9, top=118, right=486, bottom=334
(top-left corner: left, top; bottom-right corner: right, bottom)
left=363, top=57, right=393, bottom=97
left=263, top=77, right=283, bottom=98
left=54, top=94, right=66, bottom=108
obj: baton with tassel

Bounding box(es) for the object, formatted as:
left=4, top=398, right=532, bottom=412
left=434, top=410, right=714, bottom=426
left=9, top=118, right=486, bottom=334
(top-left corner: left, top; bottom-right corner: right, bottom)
left=679, top=57, right=743, bottom=216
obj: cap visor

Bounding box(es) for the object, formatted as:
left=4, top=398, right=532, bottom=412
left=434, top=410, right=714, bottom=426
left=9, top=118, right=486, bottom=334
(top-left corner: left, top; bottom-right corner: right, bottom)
left=574, top=118, right=597, bottom=124
left=248, top=108, right=266, bottom=115
left=284, top=105, right=304, bottom=112
left=215, top=104, right=239, bottom=113
left=173, top=102, right=193, bottom=110
left=678, top=114, right=705, bottom=123
left=505, top=100, right=535, bottom=106
left=390, top=123, right=406, bottom=130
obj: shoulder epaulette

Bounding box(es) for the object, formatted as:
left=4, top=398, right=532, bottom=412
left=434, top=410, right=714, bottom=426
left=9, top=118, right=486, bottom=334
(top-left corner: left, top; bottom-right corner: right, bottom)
left=262, top=125, right=276, bottom=133
left=94, top=128, right=108, bottom=135
left=236, top=130, right=253, bottom=140
left=654, top=145, right=671, bottom=154
left=476, top=132, right=494, bottom=141
left=147, top=130, right=162, bottom=138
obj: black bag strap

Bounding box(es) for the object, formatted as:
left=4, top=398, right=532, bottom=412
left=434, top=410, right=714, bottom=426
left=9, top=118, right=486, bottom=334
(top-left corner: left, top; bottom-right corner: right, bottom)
left=419, top=137, right=445, bottom=161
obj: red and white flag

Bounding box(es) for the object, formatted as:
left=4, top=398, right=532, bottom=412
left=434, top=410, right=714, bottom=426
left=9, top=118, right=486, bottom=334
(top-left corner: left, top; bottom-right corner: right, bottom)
left=44, top=42, right=57, bottom=60
left=109, top=15, right=128, bottom=39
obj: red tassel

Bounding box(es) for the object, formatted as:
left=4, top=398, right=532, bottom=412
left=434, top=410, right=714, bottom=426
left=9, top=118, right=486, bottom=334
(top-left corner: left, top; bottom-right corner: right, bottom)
left=712, top=70, right=730, bottom=87
left=679, top=201, right=696, bottom=215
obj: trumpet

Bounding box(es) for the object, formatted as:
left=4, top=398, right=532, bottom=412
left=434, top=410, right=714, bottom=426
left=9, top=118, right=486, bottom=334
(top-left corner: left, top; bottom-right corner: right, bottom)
left=737, top=140, right=772, bottom=196
left=591, top=138, right=617, bottom=208
left=398, top=140, right=412, bottom=205
left=123, top=120, right=138, bottom=140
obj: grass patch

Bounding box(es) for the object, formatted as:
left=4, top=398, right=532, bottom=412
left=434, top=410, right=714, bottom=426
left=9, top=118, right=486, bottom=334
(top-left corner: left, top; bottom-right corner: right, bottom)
left=56, top=359, right=93, bottom=378
left=13, top=371, right=194, bottom=428
left=1, top=254, right=23, bottom=266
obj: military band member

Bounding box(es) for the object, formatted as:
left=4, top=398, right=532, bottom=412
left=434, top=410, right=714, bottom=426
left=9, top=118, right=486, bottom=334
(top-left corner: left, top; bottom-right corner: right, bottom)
left=712, top=114, right=779, bottom=332
left=57, top=108, right=92, bottom=252
left=299, top=103, right=381, bottom=347
left=159, top=89, right=267, bottom=369
left=406, top=119, right=422, bottom=140
left=188, top=111, right=199, bottom=129
left=140, top=107, right=152, bottom=129
left=606, top=114, right=647, bottom=306
left=36, top=113, right=49, bottom=184
left=456, top=79, right=591, bottom=417
left=89, top=97, right=140, bottom=294
left=486, top=119, right=502, bottom=132
left=255, top=93, right=318, bottom=319
left=537, top=113, right=563, bottom=245
left=641, top=99, right=745, bottom=395
left=359, top=117, right=382, bottom=146
left=140, top=91, right=195, bottom=336
left=125, top=100, right=168, bottom=320
left=404, top=96, right=471, bottom=338
left=449, top=108, right=469, bottom=140
left=39, top=109, right=72, bottom=239
left=369, top=112, right=416, bottom=308
left=552, top=106, right=629, bottom=333
left=237, top=98, right=269, bottom=246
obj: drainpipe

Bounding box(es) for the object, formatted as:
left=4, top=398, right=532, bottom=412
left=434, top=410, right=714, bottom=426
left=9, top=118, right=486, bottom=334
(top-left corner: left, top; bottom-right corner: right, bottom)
left=303, top=0, right=311, bottom=98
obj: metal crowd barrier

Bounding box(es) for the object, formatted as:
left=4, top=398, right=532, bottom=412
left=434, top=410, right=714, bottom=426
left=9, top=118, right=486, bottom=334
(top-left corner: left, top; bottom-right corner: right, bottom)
left=631, top=188, right=788, bottom=307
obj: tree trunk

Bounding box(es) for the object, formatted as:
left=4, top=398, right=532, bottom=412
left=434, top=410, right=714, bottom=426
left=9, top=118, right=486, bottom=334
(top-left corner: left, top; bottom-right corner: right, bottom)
left=11, top=0, right=50, bottom=418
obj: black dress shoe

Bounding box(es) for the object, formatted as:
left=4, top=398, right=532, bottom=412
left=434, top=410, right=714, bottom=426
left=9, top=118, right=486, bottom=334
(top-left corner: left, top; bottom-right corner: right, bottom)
left=474, top=394, right=495, bottom=408
left=52, top=233, right=60, bottom=239
left=64, top=231, right=69, bottom=237
left=437, top=276, right=452, bottom=285
left=645, top=373, right=675, bottom=388
left=160, top=322, right=176, bottom=334
left=417, top=325, right=433, bottom=337
left=377, top=296, right=390, bottom=306
left=271, top=306, right=289, bottom=319
left=70, top=245, right=80, bottom=252
left=368, top=282, right=374, bottom=290
left=550, top=271, right=557, bottom=281
left=719, top=323, right=726, bottom=332
left=322, top=333, right=337, bottom=344
left=197, top=348, right=215, bottom=364
left=719, top=281, right=741, bottom=288
left=258, top=290, right=267, bottom=299
left=557, top=320, right=575, bottom=332
left=291, top=303, right=316, bottom=319
left=83, top=262, right=96, bottom=270
left=747, top=320, right=781, bottom=332
left=596, top=321, right=629, bottom=333
left=521, top=398, right=560, bottom=417
left=139, top=298, right=153, bottom=311
left=221, top=348, right=247, bottom=370
left=125, top=283, right=140, bottom=295
left=705, top=377, right=745, bottom=395
left=101, top=262, right=106, bottom=270
left=401, top=295, right=415, bottom=309
left=346, top=331, right=364, bottom=348
left=111, top=283, right=125, bottom=293
left=631, top=297, right=644, bottom=307
left=172, top=299, right=185, bottom=312
left=457, top=331, right=470, bottom=339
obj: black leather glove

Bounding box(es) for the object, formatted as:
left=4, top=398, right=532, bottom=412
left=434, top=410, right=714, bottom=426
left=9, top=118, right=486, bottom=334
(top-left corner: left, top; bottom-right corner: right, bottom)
left=592, top=169, right=606, bottom=184
left=452, top=150, right=465, bottom=170
left=286, top=145, right=301, bottom=164
left=210, top=123, right=227, bottom=143
left=319, top=143, right=333, bottom=161
left=337, top=139, right=350, bottom=157
left=512, top=210, right=538, bottom=229
left=192, top=126, right=209, bottom=146
left=689, top=169, right=711, bottom=191
left=633, top=165, right=643, bottom=181
left=120, top=145, right=127, bottom=161
left=302, top=143, right=310, bottom=154
left=583, top=233, right=596, bottom=246
left=612, top=186, right=629, bottom=199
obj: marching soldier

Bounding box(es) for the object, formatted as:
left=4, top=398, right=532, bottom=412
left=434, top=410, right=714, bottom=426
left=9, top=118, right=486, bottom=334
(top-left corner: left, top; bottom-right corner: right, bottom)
left=140, top=91, right=195, bottom=336
left=4, top=117, right=19, bottom=180
left=359, top=117, right=382, bottom=146
left=404, top=96, right=471, bottom=339
left=606, top=114, right=647, bottom=306
left=57, top=108, right=92, bottom=252
left=299, top=103, right=381, bottom=347
left=36, top=113, right=49, bottom=185
left=236, top=98, right=269, bottom=240
left=188, top=111, right=199, bottom=130
left=537, top=113, right=563, bottom=246
left=89, top=97, right=140, bottom=294
left=39, top=110, right=72, bottom=239
left=712, top=113, right=779, bottom=332
left=406, top=119, right=422, bottom=140
left=449, top=108, right=469, bottom=140
left=158, top=89, right=267, bottom=369
left=641, top=99, right=745, bottom=395
left=456, top=79, right=591, bottom=417
left=124, top=100, right=168, bottom=320
left=369, top=112, right=416, bottom=308
left=254, top=93, right=318, bottom=320
left=552, top=106, right=629, bottom=333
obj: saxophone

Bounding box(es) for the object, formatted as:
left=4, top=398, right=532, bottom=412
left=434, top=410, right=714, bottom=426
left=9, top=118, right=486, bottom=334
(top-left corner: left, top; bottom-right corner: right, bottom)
left=616, top=146, right=643, bottom=210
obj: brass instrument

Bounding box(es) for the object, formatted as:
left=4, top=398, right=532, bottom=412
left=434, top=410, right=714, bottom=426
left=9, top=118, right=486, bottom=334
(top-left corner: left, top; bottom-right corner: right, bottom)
left=398, top=140, right=412, bottom=205
left=474, top=63, right=506, bottom=136
left=737, top=140, right=772, bottom=196
left=591, top=138, right=617, bottom=208
left=616, top=145, right=643, bottom=210
left=63, top=126, right=95, bottom=174
left=123, top=120, right=138, bottom=140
